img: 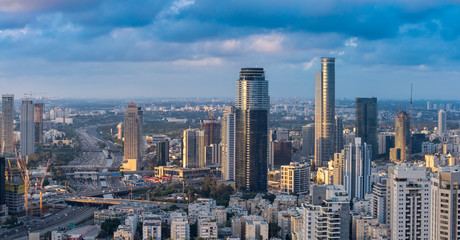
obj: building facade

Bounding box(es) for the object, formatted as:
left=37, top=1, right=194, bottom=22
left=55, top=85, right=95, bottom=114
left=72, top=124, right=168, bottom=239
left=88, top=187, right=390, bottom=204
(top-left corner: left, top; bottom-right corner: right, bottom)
left=390, top=111, right=411, bottom=163
left=315, top=57, right=336, bottom=168
left=280, top=162, right=310, bottom=194
left=302, top=123, right=315, bottom=157
left=342, top=138, right=372, bottom=200
left=1, top=94, right=14, bottom=155
left=438, top=109, right=447, bottom=135
left=33, top=103, right=44, bottom=144
left=221, top=106, right=236, bottom=181
left=182, top=129, right=205, bottom=168
left=123, top=102, right=142, bottom=171
left=355, top=97, right=378, bottom=159
left=235, top=68, right=269, bottom=192
left=20, top=98, right=35, bottom=157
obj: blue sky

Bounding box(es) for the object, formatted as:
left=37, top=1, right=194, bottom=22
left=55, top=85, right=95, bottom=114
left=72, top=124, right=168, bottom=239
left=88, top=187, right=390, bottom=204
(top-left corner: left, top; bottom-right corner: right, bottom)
left=0, top=0, right=460, bottom=99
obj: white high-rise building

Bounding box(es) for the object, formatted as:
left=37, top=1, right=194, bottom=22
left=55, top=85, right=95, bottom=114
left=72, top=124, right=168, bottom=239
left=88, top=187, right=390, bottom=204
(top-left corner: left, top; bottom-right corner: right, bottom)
left=221, top=106, right=236, bottom=181
left=343, top=137, right=372, bottom=200
left=386, top=164, right=430, bottom=240
left=182, top=129, right=205, bottom=168
left=430, top=166, right=460, bottom=240
left=438, top=109, right=447, bottom=135
left=20, top=98, right=34, bottom=157
left=280, top=162, right=310, bottom=194
left=170, top=212, right=190, bottom=240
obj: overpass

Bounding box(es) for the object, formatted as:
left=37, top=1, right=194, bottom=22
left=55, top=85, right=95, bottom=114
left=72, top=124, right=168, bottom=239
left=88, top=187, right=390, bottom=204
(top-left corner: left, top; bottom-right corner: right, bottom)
left=65, top=196, right=187, bottom=208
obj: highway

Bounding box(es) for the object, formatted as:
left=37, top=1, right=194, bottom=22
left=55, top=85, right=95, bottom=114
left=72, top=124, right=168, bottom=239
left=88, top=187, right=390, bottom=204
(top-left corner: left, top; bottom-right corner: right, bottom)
left=0, top=206, right=97, bottom=240
left=66, top=196, right=187, bottom=208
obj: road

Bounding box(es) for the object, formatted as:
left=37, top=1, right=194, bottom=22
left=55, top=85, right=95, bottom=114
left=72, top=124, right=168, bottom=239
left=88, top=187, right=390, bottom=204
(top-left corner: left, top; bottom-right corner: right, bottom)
left=0, top=206, right=97, bottom=240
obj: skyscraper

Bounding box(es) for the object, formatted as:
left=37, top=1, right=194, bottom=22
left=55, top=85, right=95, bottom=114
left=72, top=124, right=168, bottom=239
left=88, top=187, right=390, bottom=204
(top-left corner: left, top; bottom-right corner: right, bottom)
left=20, top=98, right=34, bottom=157
left=386, top=165, right=430, bottom=240
left=1, top=94, right=14, bottom=155
left=123, top=102, right=141, bottom=171
left=182, top=129, right=205, bottom=168
left=137, top=107, right=144, bottom=161
left=302, top=123, right=315, bottom=157
left=431, top=166, right=460, bottom=240
left=335, top=116, right=343, bottom=153
left=315, top=57, right=336, bottom=168
left=343, top=138, right=372, bottom=200
left=355, top=97, right=378, bottom=159
left=438, top=109, right=446, bottom=135
left=34, top=103, right=44, bottom=144
left=221, top=106, right=236, bottom=181
left=390, top=111, right=411, bottom=163
left=156, top=141, right=169, bottom=167
left=235, top=68, right=269, bottom=192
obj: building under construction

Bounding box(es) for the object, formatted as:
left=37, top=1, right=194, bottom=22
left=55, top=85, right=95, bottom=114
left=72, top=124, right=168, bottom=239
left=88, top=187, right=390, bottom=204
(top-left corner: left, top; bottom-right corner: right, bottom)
left=34, top=103, right=44, bottom=144
left=5, top=169, right=25, bottom=217
left=200, top=118, right=221, bottom=147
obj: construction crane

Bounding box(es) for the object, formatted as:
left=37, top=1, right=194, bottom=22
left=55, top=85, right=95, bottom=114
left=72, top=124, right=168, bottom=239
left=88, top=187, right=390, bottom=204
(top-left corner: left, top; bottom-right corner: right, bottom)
left=39, top=158, right=51, bottom=217
left=14, top=152, right=30, bottom=216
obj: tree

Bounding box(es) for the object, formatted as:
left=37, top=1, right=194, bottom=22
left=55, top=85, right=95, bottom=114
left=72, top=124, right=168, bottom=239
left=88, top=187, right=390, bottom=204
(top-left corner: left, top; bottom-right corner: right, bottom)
left=98, top=218, right=121, bottom=238
left=262, top=193, right=276, bottom=204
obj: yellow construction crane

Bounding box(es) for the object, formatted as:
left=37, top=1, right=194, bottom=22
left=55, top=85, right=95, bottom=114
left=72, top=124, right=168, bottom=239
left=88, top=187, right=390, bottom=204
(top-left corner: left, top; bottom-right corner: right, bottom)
left=39, top=158, right=51, bottom=217
left=14, top=152, right=30, bottom=216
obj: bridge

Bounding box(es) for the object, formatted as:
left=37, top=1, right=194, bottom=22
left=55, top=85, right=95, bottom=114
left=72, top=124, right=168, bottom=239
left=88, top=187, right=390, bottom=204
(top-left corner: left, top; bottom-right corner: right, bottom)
left=65, top=196, right=188, bottom=208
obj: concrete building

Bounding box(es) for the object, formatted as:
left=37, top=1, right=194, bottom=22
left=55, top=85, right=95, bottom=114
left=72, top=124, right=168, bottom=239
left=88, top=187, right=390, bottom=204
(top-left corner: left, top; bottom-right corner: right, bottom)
left=123, top=102, right=142, bottom=171
left=280, top=162, right=310, bottom=194
left=182, top=129, right=205, bottom=168
left=0, top=157, right=6, bottom=218
left=200, top=118, right=221, bottom=147
left=198, top=218, right=218, bottom=239
left=371, top=178, right=387, bottom=224
left=386, top=164, right=430, bottom=240
left=302, top=185, right=350, bottom=240
left=235, top=68, right=269, bottom=192
left=1, top=94, right=14, bottom=155
left=315, top=57, right=336, bottom=168
left=351, top=214, right=375, bottom=240
left=302, top=123, right=315, bottom=157
left=143, top=219, right=162, bottom=240
left=430, top=166, right=460, bottom=240
left=390, top=111, right=411, bottom=163
left=221, top=106, right=236, bottom=181
left=170, top=212, right=190, bottom=240
left=438, top=109, right=447, bottom=135
left=20, top=98, right=35, bottom=157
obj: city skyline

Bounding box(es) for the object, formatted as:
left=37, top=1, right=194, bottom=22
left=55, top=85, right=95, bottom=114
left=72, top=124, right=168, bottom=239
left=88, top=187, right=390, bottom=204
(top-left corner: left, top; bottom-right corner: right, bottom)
left=1, top=1, right=460, bottom=99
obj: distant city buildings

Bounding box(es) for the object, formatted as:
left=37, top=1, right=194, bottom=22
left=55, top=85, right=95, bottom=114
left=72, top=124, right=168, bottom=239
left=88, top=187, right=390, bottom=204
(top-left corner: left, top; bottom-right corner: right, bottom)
left=315, top=57, right=336, bottom=168
left=235, top=68, right=269, bottom=192
left=438, top=109, right=446, bottom=135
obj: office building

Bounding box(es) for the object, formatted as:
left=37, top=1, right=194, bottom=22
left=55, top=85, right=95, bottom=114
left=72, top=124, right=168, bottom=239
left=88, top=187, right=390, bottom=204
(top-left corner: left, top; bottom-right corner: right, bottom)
left=182, top=129, right=205, bottom=168
left=389, top=111, right=411, bottom=163
left=33, top=103, right=44, bottom=144
left=221, top=106, right=236, bottom=181
left=270, top=128, right=289, bottom=141
left=204, top=143, right=220, bottom=166
left=156, top=141, right=169, bottom=166
left=386, top=164, right=430, bottom=240
left=137, top=107, right=144, bottom=161
left=411, top=133, right=426, bottom=154
left=335, top=116, right=343, bottom=153
left=302, top=123, right=315, bottom=157
left=315, top=57, right=336, bottom=168
left=280, top=162, right=310, bottom=194
left=20, top=98, right=34, bottom=157
left=343, top=138, right=372, bottom=200
left=430, top=166, right=460, bottom=240
left=200, top=118, right=221, bottom=146
left=332, top=152, right=344, bottom=186
left=438, top=109, right=447, bottom=135
left=269, top=140, right=292, bottom=169
left=123, top=102, right=142, bottom=171
left=235, top=68, right=269, bottom=192
left=355, top=97, right=378, bottom=159
left=1, top=94, right=14, bottom=155
left=6, top=170, right=25, bottom=216
left=117, top=122, right=123, bottom=140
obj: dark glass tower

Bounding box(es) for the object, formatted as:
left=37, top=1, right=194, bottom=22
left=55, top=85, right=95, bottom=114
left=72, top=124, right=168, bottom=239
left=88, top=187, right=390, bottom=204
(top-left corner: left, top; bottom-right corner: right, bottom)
left=156, top=141, right=169, bottom=166
left=355, top=98, right=378, bottom=159
left=235, top=68, right=269, bottom=192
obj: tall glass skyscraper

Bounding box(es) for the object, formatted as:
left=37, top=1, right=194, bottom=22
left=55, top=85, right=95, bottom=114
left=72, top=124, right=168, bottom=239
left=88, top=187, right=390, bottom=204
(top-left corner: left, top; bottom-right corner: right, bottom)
left=235, top=68, right=269, bottom=192
left=315, top=58, right=335, bottom=168
left=20, top=98, right=35, bottom=157
left=1, top=94, right=14, bottom=155
left=123, top=102, right=141, bottom=171
left=355, top=97, right=378, bottom=159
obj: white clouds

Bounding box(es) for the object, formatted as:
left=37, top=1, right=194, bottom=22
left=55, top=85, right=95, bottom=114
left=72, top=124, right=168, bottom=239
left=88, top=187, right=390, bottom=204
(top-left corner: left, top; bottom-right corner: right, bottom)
left=345, top=37, right=358, bottom=47
left=302, top=57, right=318, bottom=71
left=172, top=57, right=223, bottom=66
left=249, top=34, right=284, bottom=53
left=158, top=0, right=195, bottom=18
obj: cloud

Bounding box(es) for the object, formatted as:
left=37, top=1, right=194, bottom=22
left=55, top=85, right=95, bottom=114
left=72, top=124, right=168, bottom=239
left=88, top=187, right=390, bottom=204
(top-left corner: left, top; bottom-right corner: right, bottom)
left=302, top=57, right=318, bottom=71
left=345, top=37, right=358, bottom=47
left=172, top=57, right=223, bottom=66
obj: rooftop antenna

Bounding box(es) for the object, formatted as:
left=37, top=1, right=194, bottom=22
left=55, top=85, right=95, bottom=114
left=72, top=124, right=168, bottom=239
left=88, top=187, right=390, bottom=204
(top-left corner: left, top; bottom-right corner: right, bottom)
left=410, top=83, right=413, bottom=118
